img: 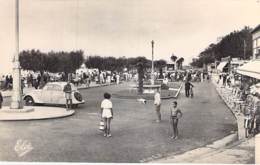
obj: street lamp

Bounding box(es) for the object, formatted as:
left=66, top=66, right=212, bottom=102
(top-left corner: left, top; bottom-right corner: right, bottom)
left=10, top=0, right=23, bottom=109
left=151, top=40, right=154, bottom=85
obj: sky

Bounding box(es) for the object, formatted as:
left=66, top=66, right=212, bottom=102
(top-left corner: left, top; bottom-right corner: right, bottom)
left=0, top=0, right=260, bottom=75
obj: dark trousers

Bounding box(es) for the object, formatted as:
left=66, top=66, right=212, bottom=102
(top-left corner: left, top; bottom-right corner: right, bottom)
left=185, top=89, right=190, bottom=97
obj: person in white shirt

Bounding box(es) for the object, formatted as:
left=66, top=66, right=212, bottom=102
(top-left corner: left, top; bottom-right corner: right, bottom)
left=116, top=74, right=120, bottom=84
left=154, top=88, right=162, bottom=122
left=101, top=93, right=113, bottom=137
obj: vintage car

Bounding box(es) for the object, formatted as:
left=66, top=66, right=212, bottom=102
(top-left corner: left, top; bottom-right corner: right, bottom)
left=23, top=82, right=85, bottom=107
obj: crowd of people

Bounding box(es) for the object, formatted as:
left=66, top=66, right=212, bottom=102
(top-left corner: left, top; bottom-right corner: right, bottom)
left=0, top=70, right=130, bottom=92
left=0, top=75, right=13, bottom=90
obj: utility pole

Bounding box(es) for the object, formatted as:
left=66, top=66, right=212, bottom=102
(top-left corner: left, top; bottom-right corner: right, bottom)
left=151, top=40, right=154, bottom=85
left=244, top=39, right=247, bottom=60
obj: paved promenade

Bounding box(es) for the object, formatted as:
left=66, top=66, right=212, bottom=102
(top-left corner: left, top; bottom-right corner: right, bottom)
left=0, top=81, right=237, bottom=162
left=153, top=136, right=254, bottom=163
left=152, top=78, right=256, bottom=164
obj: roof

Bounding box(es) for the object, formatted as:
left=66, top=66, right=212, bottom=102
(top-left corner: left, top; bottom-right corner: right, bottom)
left=237, top=60, right=260, bottom=79
left=251, top=24, right=260, bottom=34
left=217, top=61, right=228, bottom=71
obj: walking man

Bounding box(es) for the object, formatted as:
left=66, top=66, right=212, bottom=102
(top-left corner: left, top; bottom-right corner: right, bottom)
left=154, top=88, right=162, bottom=122
left=63, top=81, right=72, bottom=110
left=185, top=81, right=194, bottom=97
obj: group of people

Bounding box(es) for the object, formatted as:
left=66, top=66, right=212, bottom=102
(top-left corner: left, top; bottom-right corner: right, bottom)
left=154, top=89, right=183, bottom=139
left=0, top=75, right=13, bottom=90
left=99, top=89, right=183, bottom=140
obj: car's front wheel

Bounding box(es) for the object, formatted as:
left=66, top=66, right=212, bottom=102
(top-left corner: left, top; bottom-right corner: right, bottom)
left=24, top=96, right=35, bottom=106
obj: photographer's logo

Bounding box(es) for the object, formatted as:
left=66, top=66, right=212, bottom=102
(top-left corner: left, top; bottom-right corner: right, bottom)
left=14, top=139, right=33, bottom=157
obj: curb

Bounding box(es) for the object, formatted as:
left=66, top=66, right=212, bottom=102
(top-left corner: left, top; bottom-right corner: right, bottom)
left=150, top=132, right=238, bottom=163
left=113, top=83, right=183, bottom=100
left=77, top=82, right=119, bottom=90
left=0, top=106, right=75, bottom=121
left=206, top=133, right=238, bottom=148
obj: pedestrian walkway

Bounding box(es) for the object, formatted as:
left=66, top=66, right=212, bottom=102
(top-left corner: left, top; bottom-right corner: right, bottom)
left=192, top=137, right=255, bottom=164
left=151, top=78, right=256, bottom=164
left=0, top=80, right=239, bottom=162
left=153, top=136, right=254, bottom=164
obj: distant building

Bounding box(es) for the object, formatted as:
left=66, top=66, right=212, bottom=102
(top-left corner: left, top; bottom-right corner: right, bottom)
left=166, top=61, right=175, bottom=71
left=236, top=24, right=260, bottom=79
left=252, top=24, right=260, bottom=59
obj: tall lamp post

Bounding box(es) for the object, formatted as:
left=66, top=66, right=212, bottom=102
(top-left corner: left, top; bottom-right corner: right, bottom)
left=10, top=0, right=23, bottom=109
left=151, top=40, right=154, bottom=85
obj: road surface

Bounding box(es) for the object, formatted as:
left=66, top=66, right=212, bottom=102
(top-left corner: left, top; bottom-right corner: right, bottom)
left=0, top=81, right=237, bottom=162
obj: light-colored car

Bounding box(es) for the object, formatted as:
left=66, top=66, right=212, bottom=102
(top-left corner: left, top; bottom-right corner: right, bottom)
left=23, top=82, right=85, bottom=107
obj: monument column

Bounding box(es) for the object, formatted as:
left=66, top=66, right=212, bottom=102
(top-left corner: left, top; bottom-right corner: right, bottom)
left=10, top=0, right=23, bottom=109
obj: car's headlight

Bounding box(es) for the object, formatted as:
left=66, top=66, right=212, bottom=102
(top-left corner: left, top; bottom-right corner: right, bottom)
left=74, top=92, right=83, bottom=101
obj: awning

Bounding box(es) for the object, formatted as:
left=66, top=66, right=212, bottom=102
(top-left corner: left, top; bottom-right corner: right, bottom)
left=217, top=61, right=228, bottom=71
left=236, top=60, right=260, bottom=79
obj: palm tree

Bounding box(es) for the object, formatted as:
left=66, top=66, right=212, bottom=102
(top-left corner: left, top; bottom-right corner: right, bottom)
left=137, top=62, right=144, bottom=94
left=176, top=57, right=184, bottom=70
left=154, top=59, right=167, bottom=79
left=170, top=54, right=177, bottom=62
left=170, top=54, right=178, bottom=70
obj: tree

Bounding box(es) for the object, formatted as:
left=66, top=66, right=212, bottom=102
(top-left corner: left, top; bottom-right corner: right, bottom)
left=176, top=57, right=184, bottom=70
left=154, top=59, right=167, bottom=78
left=190, top=26, right=253, bottom=68
left=19, top=49, right=84, bottom=80
left=19, top=49, right=47, bottom=74
left=85, top=55, right=103, bottom=71
left=137, top=62, right=144, bottom=94
left=170, top=54, right=177, bottom=62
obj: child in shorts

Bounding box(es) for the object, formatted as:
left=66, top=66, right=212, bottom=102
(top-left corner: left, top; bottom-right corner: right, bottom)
left=170, top=101, right=182, bottom=139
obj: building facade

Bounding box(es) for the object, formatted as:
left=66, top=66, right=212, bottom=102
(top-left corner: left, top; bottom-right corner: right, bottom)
left=252, top=24, right=260, bottom=59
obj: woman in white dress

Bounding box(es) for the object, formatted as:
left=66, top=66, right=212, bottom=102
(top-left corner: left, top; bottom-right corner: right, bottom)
left=101, top=93, right=113, bottom=137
